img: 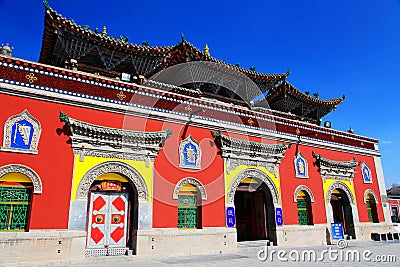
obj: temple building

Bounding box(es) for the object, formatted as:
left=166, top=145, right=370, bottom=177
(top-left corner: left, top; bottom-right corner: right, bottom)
left=0, top=2, right=393, bottom=264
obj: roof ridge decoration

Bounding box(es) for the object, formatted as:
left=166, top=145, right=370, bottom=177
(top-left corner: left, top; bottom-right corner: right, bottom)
left=312, top=151, right=359, bottom=182
left=40, top=6, right=287, bottom=85
left=271, top=81, right=345, bottom=106
left=43, top=0, right=50, bottom=9
left=60, top=111, right=172, bottom=166
left=211, top=131, right=291, bottom=175
left=262, top=81, right=345, bottom=123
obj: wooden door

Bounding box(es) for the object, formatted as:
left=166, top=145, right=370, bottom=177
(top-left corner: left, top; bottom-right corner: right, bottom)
left=87, top=192, right=129, bottom=249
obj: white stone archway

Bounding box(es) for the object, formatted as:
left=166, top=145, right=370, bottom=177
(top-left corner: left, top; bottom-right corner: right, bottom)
left=173, top=177, right=207, bottom=200
left=227, top=168, right=279, bottom=205
left=325, top=181, right=359, bottom=240
left=364, top=189, right=379, bottom=204
left=0, top=164, right=42, bottom=194
left=69, top=161, right=152, bottom=230
left=293, top=185, right=315, bottom=203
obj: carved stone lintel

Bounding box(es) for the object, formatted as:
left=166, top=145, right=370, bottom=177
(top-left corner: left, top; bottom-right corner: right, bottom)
left=0, top=164, right=42, bottom=194
left=211, top=131, right=289, bottom=175
left=77, top=161, right=148, bottom=201
left=313, top=152, right=359, bottom=182
left=172, top=177, right=207, bottom=201
left=62, top=112, right=171, bottom=164
left=227, top=169, right=279, bottom=205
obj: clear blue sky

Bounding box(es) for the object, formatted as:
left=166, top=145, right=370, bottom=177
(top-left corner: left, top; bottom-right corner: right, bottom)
left=1, top=0, right=399, bottom=188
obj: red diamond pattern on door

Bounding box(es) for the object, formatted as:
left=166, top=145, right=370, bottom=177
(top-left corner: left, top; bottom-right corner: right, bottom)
left=87, top=192, right=129, bottom=249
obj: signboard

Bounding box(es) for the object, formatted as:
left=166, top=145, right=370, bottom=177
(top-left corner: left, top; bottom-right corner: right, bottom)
left=226, top=207, right=235, bottom=227
left=275, top=207, right=283, bottom=226
left=101, top=181, right=121, bottom=191
left=331, top=223, right=344, bottom=240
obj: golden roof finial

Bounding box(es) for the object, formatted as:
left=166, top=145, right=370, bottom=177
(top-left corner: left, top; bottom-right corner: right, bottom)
left=204, top=44, right=210, bottom=57
left=102, top=26, right=107, bottom=36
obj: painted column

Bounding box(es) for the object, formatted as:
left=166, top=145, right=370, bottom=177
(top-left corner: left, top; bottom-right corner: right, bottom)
left=374, top=144, right=392, bottom=224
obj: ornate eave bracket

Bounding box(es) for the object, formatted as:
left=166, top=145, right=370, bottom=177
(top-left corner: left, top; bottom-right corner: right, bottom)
left=60, top=111, right=172, bottom=166
left=211, top=131, right=291, bottom=175
left=312, top=151, right=359, bottom=183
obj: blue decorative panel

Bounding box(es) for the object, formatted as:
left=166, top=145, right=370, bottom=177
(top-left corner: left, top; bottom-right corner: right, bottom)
left=1, top=110, right=41, bottom=154
left=10, top=119, right=34, bottom=150
left=294, top=152, right=309, bottom=178
left=183, top=143, right=197, bottom=167
left=179, top=135, right=201, bottom=169
left=361, top=162, right=372, bottom=184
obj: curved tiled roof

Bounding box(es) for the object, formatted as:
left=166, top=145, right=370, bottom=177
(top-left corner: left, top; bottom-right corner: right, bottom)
left=39, top=4, right=344, bottom=124
left=267, top=81, right=344, bottom=107
left=39, top=5, right=287, bottom=85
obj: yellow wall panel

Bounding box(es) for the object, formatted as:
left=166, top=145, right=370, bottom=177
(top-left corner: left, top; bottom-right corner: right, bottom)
left=224, top=164, right=280, bottom=204
left=71, top=155, right=153, bottom=202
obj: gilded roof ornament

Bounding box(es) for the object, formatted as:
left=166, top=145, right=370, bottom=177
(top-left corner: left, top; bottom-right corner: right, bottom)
left=102, top=26, right=107, bottom=36
left=204, top=44, right=210, bottom=57
left=0, top=43, right=14, bottom=57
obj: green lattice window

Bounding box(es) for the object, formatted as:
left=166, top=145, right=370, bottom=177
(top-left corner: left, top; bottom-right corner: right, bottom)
left=366, top=201, right=374, bottom=223
left=178, top=194, right=198, bottom=229
left=297, top=198, right=309, bottom=225
left=0, top=186, right=31, bottom=231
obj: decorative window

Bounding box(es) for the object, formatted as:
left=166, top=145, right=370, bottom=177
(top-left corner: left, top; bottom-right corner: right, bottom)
left=294, top=152, right=309, bottom=178
left=0, top=185, right=32, bottom=231
left=365, top=192, right=379, bottom=223
left=1, top=110, right=41, bottom=154
left=295, top=190, right=314, bottom=225
left=179, top=135, right=201, bottom=169
left=392, top=206, right=399, bottom=217
left=361, top=162, right=372, bottom=184
left=177, top=184, right=201, bottom=229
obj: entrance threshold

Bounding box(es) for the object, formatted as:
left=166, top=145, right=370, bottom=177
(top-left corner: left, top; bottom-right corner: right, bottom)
left=237, top=240, right=271, bottom=248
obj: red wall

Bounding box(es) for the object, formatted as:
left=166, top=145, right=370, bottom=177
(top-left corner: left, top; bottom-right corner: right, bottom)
left=0, top=94, right=140, bottom=229
left=0, top=92, right=385, bottom=230
left=152, top=122, right=225, bottom=228
left=280, top=144, right=384, bottom=225
left=0, top=94, right=74, bottom=229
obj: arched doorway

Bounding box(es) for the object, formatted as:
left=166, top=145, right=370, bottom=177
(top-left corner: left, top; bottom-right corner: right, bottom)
left=177, top=184, right=202, bottom=229
left=364, top=190, right=379, bottom=223
left=228, top=169, right=279, bottom=245
left=234, top=180, right=275, bottom=243
left=173, top=177, right=207, bottom=230
left=79, top=161, right=148, bottom=256
left=0, top=164, right=42, bottom=232
left=294, top=187, right=314, bottom=226
left=330, top=188, right=356, bottom=239
left=86, top=173, right=138, bottom=255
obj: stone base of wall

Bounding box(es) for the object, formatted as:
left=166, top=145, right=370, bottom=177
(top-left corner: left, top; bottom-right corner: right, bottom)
left=1, top=224, right=394, bottom=265
left=0, top=230, right=86, bottom=265
left=274, top=223, right=395, bottom=248
left=135, top=227, right=237, bottom=257
left=354, top=222, right=394, bottom=240
left=276, top=224, right=327, bottom=247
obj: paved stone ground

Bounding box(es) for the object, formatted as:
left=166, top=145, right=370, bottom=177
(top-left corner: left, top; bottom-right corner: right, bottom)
left=64, top=240, right=400, bottom=267
left=5, top=240, right=400, bottom=267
